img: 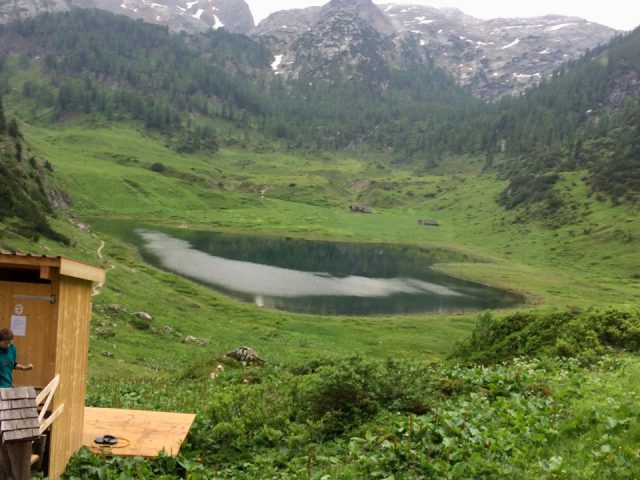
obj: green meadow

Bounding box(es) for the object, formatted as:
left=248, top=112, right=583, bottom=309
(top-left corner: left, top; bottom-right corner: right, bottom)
left=5, top=120, right=636, bottom=375
left=3, top=121, right=639, bottom=478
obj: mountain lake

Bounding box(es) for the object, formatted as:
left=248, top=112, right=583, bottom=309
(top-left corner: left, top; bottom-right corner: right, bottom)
left=125, top=228, right=524, bottom=316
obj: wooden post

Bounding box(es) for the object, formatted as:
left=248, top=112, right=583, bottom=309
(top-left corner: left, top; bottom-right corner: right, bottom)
left=3, top=442, right=32, bottom=480
left=0, top=387, right=40, bottom=480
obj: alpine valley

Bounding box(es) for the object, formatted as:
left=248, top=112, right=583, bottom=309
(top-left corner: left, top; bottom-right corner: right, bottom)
left=0, top=0, right=639, bottom=478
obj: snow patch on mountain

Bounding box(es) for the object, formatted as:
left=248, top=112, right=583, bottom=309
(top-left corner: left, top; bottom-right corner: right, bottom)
left=547, top=23, right=577, bottom=31
left=502, top=38, right=520, bottom=49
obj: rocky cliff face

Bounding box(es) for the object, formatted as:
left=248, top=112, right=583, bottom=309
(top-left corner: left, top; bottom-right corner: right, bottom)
left=256, top=1, right=620, bottom=99
left=0, top=0, right=72, bottom=22
left=0, top=0, right=254, bottom=33
left=383, top=4, right=618, bottom=98
left=0, top=0, right=622, bottom=99
left=257, top=0, right=400, bottom=84
left=102, top=0, right=253, bottom=33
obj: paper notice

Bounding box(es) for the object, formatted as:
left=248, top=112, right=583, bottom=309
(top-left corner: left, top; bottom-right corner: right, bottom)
left=10, top=315, right=27, bottom=336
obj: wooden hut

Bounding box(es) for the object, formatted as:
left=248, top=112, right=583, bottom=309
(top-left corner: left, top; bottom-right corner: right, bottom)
left=0, top=252, right=104, bottom=479
left=418, top=219, right=440, bottom=227
left=349, top=204, right=372, bottom=214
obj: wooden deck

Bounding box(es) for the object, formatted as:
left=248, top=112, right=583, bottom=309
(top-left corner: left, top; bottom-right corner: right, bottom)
left=82, top=407, right=195, bottom=457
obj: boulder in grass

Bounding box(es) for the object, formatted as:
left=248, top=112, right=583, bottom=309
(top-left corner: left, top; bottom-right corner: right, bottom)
left=134, top=311, right=153, bottom=322
left=183, top=335, right=207, bottom=346
left=131, top=311, right=152, bottom=330
left=225, top=346, right=265, bottom=366
left=161, top=325, right=176, bottom=335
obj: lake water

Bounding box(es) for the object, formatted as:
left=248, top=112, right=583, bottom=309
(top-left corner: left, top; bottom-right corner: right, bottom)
left=134, top=229, right=523, bottom=316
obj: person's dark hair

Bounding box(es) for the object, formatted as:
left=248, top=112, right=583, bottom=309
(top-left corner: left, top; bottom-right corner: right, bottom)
left=0, top=329, right=14, bottom=341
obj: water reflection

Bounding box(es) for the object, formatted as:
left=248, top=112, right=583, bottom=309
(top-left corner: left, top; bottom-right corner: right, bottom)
left=136, top=229, right=523, bottom=315
left=139, top=231, right=463, bottom=299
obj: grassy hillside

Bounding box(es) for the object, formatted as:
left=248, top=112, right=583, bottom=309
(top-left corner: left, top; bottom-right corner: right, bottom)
left=0, top=116, right=635, bottom=478
left=0, top=119, right=633, bottom=375
left=0, top=96, right=70, bottom=242
left=0, top=10, right=638, bottom=478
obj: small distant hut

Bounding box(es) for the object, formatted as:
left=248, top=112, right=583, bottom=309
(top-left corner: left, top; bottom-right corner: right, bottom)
left=349, top=204, right=372, bottom=214
left=418, top=219, right=440, bottom=227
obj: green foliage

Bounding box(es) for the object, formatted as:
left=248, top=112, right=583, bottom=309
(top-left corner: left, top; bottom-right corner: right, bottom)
left=499, top=172, right=560, bottom=210
left=455, top=306, right=640, bottom=364
left=0, top=112, right=69, bottom=242
left=64, top=448, right=209, bottom=479
left=0, top=94, right=5, bottom=133
left=72, top=353, right=640, bottom=479
left=298, top=357, right=399, bottom=434
left=149, top=162, right=166, bottom=173
left=0, top=10, right=266, bottom=151
left=587, top=103, right=640, bottom=203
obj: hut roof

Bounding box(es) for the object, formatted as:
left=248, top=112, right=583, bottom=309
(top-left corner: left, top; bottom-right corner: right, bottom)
left=0, top=387, right=40, bottom=443
left=0, top=252, right=104, bottom=283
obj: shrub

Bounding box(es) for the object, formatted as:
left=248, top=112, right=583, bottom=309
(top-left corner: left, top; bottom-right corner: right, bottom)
left=149, top=162, right=166, bottom=172
left=454, top=306, right=640, bottom=364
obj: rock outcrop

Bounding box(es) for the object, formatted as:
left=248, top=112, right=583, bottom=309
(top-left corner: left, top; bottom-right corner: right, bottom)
left=255, top=1, right=619, bottom=99
left=0, top=0, right=255, bottom=33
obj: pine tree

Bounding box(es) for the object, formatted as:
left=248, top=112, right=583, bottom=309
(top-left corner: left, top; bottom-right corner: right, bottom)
left=0, top=95, right=5, bottom=134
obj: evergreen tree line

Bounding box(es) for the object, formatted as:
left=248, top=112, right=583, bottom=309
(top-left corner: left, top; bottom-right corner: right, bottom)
left=0, top=93, right=4, bottom=134
left=0, top=10, right=638, bottom=202
left=0, top=10, right=485, bottom=154
left=494, top=26, right=640, bottom=208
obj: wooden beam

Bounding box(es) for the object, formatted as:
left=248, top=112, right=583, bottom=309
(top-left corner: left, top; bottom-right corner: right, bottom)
left=59, top=259, right=105, bottom=283
left=0, top=255, right=59, bottom=269
left=39, top=266, right=51, bottom=280
left=39, top=404, right=64, bottom=436
left=37, top=375, right=60, bottom=424
left=36, top=375, right=60, bottom=407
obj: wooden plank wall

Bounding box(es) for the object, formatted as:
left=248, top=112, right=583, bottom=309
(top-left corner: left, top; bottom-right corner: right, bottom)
left=0, top=281, right=57, bottom=388
left=48, top=276, right=93, bottom=480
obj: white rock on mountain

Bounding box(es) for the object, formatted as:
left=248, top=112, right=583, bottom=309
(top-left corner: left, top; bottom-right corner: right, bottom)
left=382, top=4, right=618, bottom=98
left=0, top=0, right=72, bottom=22
left=254, top=1, right=619, bottom=99
left=97, top=0, right=253, bottom=33
left=0, top=0, right=254, bottom=33
left=0, top=0, right=622, bottom=99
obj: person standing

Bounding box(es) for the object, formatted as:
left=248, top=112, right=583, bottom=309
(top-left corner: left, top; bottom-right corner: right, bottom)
left=0, top=328, right=33, bottom=388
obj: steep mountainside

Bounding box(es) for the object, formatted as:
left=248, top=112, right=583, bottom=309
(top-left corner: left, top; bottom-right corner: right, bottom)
left=89, top=0, right=254, bottom=33
left=0, top=95, right=67, bottom=241
left=1, top=8, right=638, bottom=196
left=0, top=0, right=72, bottom=21
left=381, top=4, right=619, bottom=99
left=1, top=0, right=620, bottom=99
left=495, top=28, right=640, bottom=209
left=0, top=0, right=254, bottom=33
left=256, top=1, right=619, bottom=99
left=261, top=0, right=399, bottom=84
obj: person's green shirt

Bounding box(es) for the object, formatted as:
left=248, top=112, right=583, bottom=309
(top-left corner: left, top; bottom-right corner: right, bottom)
left=0, top=344, right=17, bottom=388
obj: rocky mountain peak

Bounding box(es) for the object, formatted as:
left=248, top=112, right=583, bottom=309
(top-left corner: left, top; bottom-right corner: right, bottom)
left=257, top=1, right=619, bottom=99
left=89, top=0, right=254, bottom=33
left=0, top=0, right=255, bottom=33
left=323, top=0, right=396, bottom=35
left=0, top=0, right=72, bottom=23
left=384, top=5, right=618, bottom=98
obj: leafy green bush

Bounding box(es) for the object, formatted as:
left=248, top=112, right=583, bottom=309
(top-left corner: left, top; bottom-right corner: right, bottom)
left=74, top=353, right=640, bottom=479
left=63, top=448, right=209, bottom=479
left=454, top=306, right=640, bottom=364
